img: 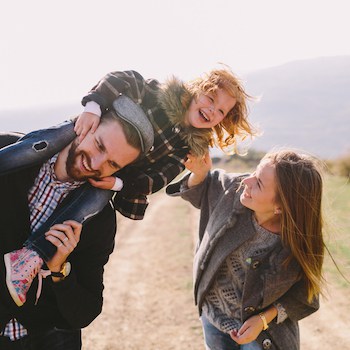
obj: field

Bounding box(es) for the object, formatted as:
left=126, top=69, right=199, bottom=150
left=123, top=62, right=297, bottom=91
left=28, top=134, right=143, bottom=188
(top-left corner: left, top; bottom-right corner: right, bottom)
left=82, top=173, right=350, bottom=350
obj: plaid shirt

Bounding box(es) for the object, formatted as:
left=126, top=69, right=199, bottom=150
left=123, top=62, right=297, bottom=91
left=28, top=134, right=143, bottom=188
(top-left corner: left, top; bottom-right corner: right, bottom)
left=82, top=70, right=189, bottom=220
left=1, top=155, right=83, bottom=341
left=28, top=155, right=83, bottom=231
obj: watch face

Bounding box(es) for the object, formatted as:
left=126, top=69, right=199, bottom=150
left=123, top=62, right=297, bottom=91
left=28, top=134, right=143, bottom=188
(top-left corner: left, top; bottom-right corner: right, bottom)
left=62, top=262, right=71, bottom=277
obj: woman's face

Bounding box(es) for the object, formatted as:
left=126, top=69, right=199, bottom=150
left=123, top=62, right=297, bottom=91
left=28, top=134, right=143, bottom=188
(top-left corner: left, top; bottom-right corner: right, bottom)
left=184, top=88, right=236, bottom=129
left=240, top=160, right=279, bottom=217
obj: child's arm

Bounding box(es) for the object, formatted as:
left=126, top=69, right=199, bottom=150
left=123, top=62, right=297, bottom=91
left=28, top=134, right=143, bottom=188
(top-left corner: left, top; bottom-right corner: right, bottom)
left=116, top=150, right=187, bottom=195
left=77, top=70, right=157, bottom=143
left=81, top=70, right=159, bottom=114
left=88, top=176, right=123, bottom=191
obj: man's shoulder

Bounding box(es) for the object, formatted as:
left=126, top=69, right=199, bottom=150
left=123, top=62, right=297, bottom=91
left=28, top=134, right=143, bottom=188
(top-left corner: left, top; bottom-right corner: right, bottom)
left=82, top=203, right=117, bottom=242
left=0, top=132, right=24, bottom=148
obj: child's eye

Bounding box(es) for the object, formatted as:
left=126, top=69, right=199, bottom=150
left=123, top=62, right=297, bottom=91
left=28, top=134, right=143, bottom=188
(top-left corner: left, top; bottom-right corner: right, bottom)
left=219, top=109, right=225, bottom=116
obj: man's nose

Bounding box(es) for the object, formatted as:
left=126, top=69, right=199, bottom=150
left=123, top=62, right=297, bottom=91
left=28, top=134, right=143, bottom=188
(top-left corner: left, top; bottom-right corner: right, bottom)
left=91, top=153, right=107, bottom=170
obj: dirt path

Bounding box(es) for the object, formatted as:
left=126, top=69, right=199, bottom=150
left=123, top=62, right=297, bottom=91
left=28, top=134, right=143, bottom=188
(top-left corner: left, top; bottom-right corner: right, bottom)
left=82, top=193, right=350, bottom=350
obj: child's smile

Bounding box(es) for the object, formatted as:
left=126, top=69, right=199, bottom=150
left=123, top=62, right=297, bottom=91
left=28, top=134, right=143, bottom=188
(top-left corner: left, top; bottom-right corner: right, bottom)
left=185, top=88, right=236, bottom=129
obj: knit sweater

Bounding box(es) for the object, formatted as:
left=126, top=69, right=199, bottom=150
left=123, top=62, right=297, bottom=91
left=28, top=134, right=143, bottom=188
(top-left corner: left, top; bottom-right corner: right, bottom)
left=202, top=214, right=280, bottom=333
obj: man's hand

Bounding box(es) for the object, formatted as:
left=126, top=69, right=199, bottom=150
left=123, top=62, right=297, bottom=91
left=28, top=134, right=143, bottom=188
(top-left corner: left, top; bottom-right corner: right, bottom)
left=74, top=112, right=100, bottom=142
left=45, top=220, right=82, bottom=277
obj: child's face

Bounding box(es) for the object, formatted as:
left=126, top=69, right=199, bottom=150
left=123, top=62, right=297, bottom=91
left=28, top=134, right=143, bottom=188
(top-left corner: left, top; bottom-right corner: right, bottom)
left=185, top=88, right=236, bottom=129
left=240, top=160, right=279, bottom=217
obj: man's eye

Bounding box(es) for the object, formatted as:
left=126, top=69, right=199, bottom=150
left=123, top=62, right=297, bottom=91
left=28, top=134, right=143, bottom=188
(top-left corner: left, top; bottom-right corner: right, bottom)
left=109, top=161, right=118, bottom=169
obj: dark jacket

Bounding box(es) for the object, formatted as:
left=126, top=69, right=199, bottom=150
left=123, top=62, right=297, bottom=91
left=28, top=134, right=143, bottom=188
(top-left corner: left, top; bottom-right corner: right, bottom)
left=167, top=170, right=319, bottom=350
left=0, top=133, right=116, bottom=333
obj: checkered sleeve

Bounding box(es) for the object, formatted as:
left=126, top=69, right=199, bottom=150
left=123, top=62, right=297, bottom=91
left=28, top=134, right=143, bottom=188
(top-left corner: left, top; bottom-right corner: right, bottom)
left=114, top=151, right=187, bottom=220
left=113, top=195, right=149, bottom=220
left=120, top=152, right=187, bottom=196
left=81, top=70, right=158, bottom=112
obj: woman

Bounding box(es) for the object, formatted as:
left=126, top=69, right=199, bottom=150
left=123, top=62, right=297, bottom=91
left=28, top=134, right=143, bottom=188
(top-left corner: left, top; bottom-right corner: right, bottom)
left=166, top=149, right=325, bottom=350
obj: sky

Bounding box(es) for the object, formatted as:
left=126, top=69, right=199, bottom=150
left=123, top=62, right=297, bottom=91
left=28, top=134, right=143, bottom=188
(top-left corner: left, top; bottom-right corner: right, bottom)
left=1, top=0, right=350, bottom=111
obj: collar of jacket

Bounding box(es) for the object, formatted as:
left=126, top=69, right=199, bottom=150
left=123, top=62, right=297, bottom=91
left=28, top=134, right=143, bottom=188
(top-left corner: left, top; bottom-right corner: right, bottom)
left=157, top=77, right=212, bottom=157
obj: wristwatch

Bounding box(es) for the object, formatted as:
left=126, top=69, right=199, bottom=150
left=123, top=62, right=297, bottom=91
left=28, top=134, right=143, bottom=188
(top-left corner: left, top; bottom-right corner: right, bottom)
left=50, top=262, right=71, bottom=279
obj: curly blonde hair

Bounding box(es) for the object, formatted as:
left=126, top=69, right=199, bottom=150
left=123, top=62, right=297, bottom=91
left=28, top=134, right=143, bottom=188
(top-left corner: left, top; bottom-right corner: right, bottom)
left=185, top=67, right=258, bottom=154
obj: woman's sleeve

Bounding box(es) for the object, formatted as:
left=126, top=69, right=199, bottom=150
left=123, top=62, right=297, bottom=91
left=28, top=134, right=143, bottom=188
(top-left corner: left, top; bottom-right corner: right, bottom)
left=275, top=280, right=319, bottom=322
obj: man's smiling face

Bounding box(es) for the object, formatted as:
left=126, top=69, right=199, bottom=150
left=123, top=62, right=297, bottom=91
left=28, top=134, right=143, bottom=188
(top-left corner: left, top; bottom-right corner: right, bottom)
left=65, top=118, right=140, bottom=181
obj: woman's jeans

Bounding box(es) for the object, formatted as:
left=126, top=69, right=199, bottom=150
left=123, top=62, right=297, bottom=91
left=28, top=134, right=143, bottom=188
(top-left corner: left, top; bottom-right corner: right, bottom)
left=201, top=316, right=262, bottom=350
left=0, top=121, right=113, bottom=261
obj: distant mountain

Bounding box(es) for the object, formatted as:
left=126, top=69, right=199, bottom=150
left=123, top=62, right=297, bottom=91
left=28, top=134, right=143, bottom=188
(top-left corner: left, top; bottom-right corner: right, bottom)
left=0, top=104, right=81, bottom=133
left=244, top=56, right=350, bottom=159
left=1, top=56, right=349, bottom=159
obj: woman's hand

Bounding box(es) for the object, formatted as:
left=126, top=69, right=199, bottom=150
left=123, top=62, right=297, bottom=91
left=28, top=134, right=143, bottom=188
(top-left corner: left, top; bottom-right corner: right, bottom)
left=229, top=315, right=263, bottom=344
left=45, top=220, right=82, bottom=274
left=74, top=112, right=100, bottom=142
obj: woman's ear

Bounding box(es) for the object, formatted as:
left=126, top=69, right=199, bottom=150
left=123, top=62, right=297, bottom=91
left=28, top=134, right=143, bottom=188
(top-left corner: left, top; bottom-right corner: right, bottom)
left=274, top=208, right=281, bottom=215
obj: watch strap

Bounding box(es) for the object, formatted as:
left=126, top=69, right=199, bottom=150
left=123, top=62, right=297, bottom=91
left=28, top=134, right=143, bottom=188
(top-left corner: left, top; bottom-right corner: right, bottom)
left=50, top=262, right=71, bottom=278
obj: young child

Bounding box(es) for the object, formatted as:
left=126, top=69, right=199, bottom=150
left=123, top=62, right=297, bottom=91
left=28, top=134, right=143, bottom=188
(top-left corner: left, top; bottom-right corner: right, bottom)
left=166, top=150, right=325, bottom=350
left=76, top=68, right=256, bottom=219
left=2, top=67, right=257, bottom=307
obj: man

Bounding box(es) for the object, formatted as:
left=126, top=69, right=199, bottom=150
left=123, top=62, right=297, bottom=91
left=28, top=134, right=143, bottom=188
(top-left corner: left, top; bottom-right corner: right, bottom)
left=0, top=96, right=154, bottom=349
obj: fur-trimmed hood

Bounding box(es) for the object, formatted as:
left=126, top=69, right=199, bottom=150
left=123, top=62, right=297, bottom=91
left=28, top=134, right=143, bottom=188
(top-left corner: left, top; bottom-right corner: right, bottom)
left=157, top=77, right=212, bottom=157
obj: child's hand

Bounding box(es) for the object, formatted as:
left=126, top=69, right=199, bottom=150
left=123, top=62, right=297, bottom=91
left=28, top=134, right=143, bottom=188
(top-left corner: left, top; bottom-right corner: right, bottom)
left=186, top=152, right=212, bottom=188
left=74, top=112, right=100, bottom=142
left=88, top=176, right=116, bottom=190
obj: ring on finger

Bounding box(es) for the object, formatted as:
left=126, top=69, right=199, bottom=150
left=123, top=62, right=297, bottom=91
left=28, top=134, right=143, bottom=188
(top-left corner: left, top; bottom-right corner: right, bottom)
left=58, top=243, right=63, bottom=248
left=63, top=237, right=69, bottom=242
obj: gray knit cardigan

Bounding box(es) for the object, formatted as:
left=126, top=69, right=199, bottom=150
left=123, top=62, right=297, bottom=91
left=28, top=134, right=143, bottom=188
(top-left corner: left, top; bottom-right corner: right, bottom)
left=166, top=169, right=319, bottom=350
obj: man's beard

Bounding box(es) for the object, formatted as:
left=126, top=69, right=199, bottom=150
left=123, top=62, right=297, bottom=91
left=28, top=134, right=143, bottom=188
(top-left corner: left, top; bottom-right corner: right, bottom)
left=65, top=140, right=100, bottom=181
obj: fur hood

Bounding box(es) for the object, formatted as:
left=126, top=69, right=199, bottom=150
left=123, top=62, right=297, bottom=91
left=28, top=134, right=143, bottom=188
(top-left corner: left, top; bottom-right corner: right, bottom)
left=157, top=77, right=212, bottom=157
